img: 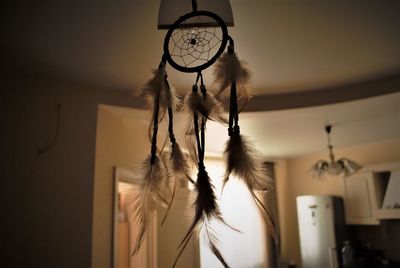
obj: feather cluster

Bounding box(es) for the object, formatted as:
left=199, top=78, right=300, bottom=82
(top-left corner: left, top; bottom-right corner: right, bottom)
left=183, top=90, right=227, bottom=164
left=183, top=90, right=227, bottom=124
left=173, top=167, right=230, bottom=268
left=223, top=134, right=276, bottom=239
left=131, top=155, right=171, bottom=255
left=213, top=51, right=251, bottom=111
left=142, top=63, right=179, bottom=121
left=224, top=135, right=273, bottom=192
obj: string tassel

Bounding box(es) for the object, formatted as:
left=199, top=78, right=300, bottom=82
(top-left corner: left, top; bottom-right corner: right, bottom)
left=132, top=56, right=174, bottom=254
left=174, top=76, right=233, bottom=267
left=219, top=38, right=276, bottom=240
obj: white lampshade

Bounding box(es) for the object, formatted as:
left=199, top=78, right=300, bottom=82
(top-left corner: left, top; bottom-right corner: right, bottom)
left=158, top=0, right=234, bottom=29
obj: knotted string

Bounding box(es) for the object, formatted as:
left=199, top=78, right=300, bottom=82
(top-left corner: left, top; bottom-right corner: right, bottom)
left=227, top=37, right=240, bottom=137
left=150, top=56, right=167, bottom=164
left=193, top=72, right=207, bottom=168
left=165, top=75, right=176, bottom=145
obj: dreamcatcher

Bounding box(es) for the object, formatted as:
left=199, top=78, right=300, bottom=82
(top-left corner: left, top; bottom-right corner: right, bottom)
left=132, top=1, right=275, bottom=267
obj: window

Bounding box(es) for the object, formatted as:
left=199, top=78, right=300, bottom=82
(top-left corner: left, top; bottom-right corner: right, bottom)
left=200, top=159, right=267, bottom=268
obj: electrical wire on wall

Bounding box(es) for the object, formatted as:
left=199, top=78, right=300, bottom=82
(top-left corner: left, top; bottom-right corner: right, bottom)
left=37, top=103, right=61, bottom=155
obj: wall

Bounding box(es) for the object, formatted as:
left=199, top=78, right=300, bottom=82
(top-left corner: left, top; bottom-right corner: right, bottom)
left=1, top=75, right=141, bottom=267
left=94, top=106, right=201, bottom=268
left=92, top=106, right=150, bottom=267
left=278, top=139, right=400, bottom=266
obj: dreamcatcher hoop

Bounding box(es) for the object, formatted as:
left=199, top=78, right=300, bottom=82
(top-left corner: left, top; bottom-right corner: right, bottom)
left=163, top=10, right=229, bottom=73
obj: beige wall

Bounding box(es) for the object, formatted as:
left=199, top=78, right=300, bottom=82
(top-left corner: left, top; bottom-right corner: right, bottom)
left=93, top=105, right=200, bottom=267
left=92, top=106, right=150, bottom=267
left=278, top=139, right=400, bottom=267
left=4, top=74, right=398, bottom=268
left=1, top=75, right=141, bottom=267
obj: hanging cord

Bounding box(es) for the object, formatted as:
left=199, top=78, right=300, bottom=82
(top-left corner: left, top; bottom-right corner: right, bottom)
left=37, top=103, right=61, bottom=155
left=150, top=57, right=167, bottom=164
left=191, top=0, right=198, bottom=12
left=150, top=90, right=160, bottom=164
left=192, top=83, right=202, bottom=165
left=192, top=72, right=207, bottom=168
left=165, top=75, right=176, bottom=145
left=199, top=74, right=206, bottom=165
left=325, top=125, right=336, bottom=163
left=227, top=36, right=240, bottom=137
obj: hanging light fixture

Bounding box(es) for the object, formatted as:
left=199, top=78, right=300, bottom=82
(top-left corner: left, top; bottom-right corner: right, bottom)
left=311, top=125, right=362, bottom=179
left=130, top=1, right=275, bottom=267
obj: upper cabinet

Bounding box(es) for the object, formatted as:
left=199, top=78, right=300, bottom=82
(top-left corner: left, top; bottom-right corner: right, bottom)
left=343, top=161, right=400, bottom=225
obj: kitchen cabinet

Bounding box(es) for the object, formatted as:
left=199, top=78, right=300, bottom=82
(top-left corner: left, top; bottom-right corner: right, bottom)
left=343, top=161, right=400, bottom=225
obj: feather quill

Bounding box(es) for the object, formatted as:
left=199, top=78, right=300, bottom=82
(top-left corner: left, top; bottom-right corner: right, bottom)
left=223, top=134, right=276, bottom=239
left=213, top=51, right=251, bottom=111
left=131, top=155, right=170, bottom=255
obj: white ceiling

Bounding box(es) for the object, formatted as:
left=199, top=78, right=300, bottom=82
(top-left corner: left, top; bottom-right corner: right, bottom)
left=3, top=0, right=400, bottom=156
left=106, top=92, right=400, bottom=158
left=2, top=0, right=400, bottom=95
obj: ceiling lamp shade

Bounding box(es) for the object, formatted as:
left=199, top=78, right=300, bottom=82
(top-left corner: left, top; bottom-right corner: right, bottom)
left=158, top=0, right=234, bottom=29
left=311, top=125, right=362, bottom=179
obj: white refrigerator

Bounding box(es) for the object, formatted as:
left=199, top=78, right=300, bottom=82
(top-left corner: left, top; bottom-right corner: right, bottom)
left=296, top=195, right=346, bottom=268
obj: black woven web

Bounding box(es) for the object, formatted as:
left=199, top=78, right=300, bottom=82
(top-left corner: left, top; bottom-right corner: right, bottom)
left=168, top=15, right=223, bottom=68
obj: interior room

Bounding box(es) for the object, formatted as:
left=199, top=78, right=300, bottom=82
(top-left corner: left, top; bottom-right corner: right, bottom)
left=2, top=1, right=399, bottom=268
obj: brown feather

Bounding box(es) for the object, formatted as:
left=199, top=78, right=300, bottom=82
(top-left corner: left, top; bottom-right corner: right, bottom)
left=130, top=155, right=170, bottom=255
left=173, top=168, right=230, bottom=268
left=142, top=64, right=179, bottom=112
left=223, top=134, right=273, bottom=192
left=170, top=142, right=194, bottom=184
left=204, top=224, right=230, bottom=268
left=213, top=52, right=251, bottom=111
left=184, top=91, right=227, bottom=124
left=183, top=115, right=199, bottom=165
left=252, top=191, right=278, bottom=242
left=161, top=143, right=194, bottom=225
left=223, top=134, right=276, bottom=239
left=143, top=63, right=180, bottom=143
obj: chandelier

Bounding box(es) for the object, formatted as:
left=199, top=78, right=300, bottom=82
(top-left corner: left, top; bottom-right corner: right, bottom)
left=130, top=1, right=275, bottom=267
left=310, top=125, right=362, bottom=179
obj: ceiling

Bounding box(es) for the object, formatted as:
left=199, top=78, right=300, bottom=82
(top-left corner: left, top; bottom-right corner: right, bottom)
left=2, top=0, right=400, bottom=97
left=105, top=92, right=400, bottom=158
left=3, top=0, right=400, bottom=154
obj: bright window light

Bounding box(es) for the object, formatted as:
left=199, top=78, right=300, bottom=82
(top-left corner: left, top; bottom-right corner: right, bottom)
left=200, top=159, right=267, bottom=268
